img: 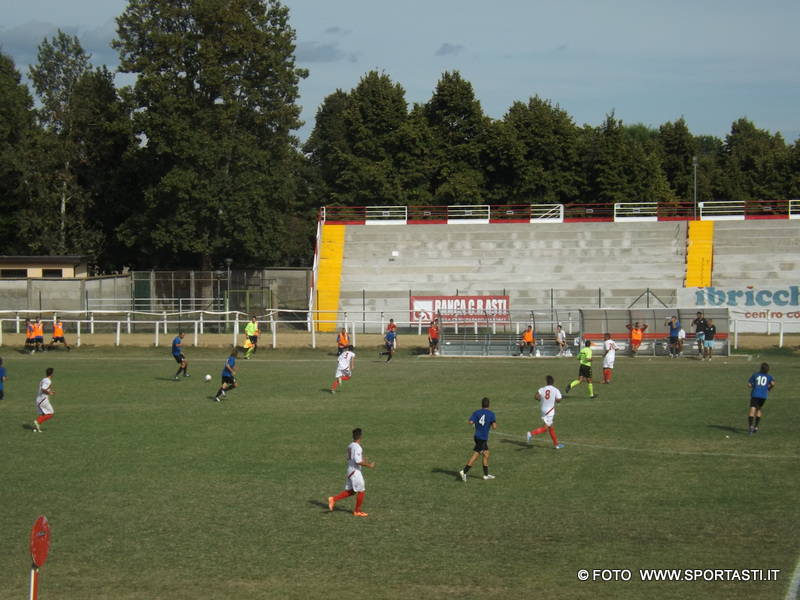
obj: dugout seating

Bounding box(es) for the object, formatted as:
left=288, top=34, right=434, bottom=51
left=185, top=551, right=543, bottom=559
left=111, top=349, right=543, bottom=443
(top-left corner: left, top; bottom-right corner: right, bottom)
left=337, top=221, right=687, bottom=320
left=712, top=220, right=800, bottom=286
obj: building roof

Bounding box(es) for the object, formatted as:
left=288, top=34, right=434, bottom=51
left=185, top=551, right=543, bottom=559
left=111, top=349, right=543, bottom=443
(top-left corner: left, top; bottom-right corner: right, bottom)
left=0, top=256, right=86, bottom=265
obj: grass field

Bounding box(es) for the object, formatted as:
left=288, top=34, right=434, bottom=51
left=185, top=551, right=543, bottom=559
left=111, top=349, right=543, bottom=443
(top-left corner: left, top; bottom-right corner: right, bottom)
left=0, top=345, right=798, bottom=599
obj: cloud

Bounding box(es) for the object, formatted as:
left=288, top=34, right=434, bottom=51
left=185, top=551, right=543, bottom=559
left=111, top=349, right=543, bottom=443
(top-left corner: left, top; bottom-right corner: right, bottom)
left=296, top=40, right=357, bottom=64
left=0, top=19, right=119, bottom=70
left=324, top=26, right=350, bottom=36
left=435, top=42, right=464, bottom=57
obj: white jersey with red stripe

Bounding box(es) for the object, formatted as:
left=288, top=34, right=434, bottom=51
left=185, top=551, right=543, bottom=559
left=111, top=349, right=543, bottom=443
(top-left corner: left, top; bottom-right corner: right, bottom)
left=603, top=339, right=619, bottom=368
left=346, top=441, right=363, bottom=475
left=36, top=377, right=53, bottom=415
left=537, top=385, right=562, bottom=418
left=337, top=350, right=355, bottom=371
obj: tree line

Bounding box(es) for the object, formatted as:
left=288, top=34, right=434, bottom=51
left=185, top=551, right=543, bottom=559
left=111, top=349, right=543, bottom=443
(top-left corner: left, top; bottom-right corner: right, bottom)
left=1, top=0, right=797, bottom=272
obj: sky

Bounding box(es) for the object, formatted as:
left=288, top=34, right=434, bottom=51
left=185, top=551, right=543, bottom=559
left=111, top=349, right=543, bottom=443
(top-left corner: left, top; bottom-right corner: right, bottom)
left=1, top=0, right=798, bottom=142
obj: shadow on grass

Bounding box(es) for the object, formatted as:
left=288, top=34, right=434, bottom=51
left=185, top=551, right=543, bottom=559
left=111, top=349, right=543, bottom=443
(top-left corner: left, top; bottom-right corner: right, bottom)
left=308, top=499, right=349, bottom=513
left=154, top=376, right=180, bottom=381
left=501, top=439, right=536, bottom=451
left=707, top=424, right=744, bottom=434
left=320, top=388, right=335, bottom=395
left=431, top=468, right=462, bottom=480
left=21, top=423, right=36, bottom=431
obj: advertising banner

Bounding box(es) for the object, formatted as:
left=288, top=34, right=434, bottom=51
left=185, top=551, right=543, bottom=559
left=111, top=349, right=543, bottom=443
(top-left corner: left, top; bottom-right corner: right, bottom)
left=410, top=295, right=511, bottom=324
left=678, top=286, right=800, bottom=332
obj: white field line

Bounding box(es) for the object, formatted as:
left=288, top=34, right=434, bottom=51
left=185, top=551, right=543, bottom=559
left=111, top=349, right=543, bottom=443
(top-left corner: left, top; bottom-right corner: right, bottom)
left=786, top=554, right=800, bottom=600
left=493, top=431, right=800, bottom=461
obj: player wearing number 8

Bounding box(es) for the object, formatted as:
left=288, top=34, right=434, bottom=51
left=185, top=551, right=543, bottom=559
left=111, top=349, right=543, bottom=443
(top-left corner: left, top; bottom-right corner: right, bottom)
left=526, top=375, right=565, bottom=449
left=747, top=363, right=775, bottom=435
left=459, top=397, right=497, bottom=481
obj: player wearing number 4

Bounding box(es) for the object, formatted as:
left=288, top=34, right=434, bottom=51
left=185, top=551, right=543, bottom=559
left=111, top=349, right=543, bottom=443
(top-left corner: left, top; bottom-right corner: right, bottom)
left=328, top=428, right=375, bottom=517
left=459, top=397, right=497, bottom=481
left=748, top=363, right=775, bottom=435
left=526, top=375, right=565, bottom=449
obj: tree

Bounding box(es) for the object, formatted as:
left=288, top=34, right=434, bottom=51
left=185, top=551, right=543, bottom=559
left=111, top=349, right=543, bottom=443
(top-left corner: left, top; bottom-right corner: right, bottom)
left=113, top=0, right=307, bottom=268
left=26, top=30, right=105, bottom=258
left=0, top=53, right=36, bottom=253
left=502, top=96, right=581, bottom=203
left=720, top=118, right=788, bottom=201
left=423, top=71, right=490, bottom=204
left=657, top=118, right=697, bottom=201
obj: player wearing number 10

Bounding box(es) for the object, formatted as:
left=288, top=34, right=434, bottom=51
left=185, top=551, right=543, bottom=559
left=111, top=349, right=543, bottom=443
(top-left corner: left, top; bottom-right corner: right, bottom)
left=747, top=363, right=775, bottom=435
left=459, top=397, right=497, bottom=481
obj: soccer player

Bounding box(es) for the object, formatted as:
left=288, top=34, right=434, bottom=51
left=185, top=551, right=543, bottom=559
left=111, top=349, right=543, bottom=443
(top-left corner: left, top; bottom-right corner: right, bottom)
left=379, top=328, right=396, bottom=362
left=703, top=319, right=717, bottom=361
left=520, top=326, right=535, bottom=357
left=24, top=318, right=35, bottom=354
left=48, top=316, right=71, bottom=351
left=33, top=318, right=45, bottom=353
left=336, top=327, right=349, bottom=356
left=386, top=318, right=398, bottom=349
left=747, top=362, right=775, bottom=435
left=171, top=332, right=189, bottom=380
left=244, top=316, right=259, bottom=359
left=664, top=316, right=681, bottom=358
left=677, top=326, right=686, bottom=356
left=525, top=375, right=565, bottom=449
left=625, top=321, right=648, bottom=357
left=331, top=345, right=355, bottom=393
left=0, top=357, right=7, bottom=401
left=428, top=320, right=440, bottom=356
left=602, top=333, right=619, bottom=384
left=214, top=349, right=238, bottom=402
left=566, top=340, right=599, bottom=399
left=32, top=367, right=55, bottom=432
left=692, top=311, right=708, bottom=357
left=327, top=428, right=376, bottom=517
left=459, top=397, right=497, bottom=481
left=556, top=325, right=567, bottom=357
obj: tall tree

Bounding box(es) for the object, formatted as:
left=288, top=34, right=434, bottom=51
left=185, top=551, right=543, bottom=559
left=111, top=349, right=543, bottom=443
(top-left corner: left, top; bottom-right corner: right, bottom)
left=720, top=118, right=787, bottom=201
left=0, top=53, right=35, bottom=253
left=502, top=96, right=581, bottom=203
left=423, top=71, right=489, bottom=204
left=26, top=30, right=103, bottom=257
left=114, top=0, right=307, bottom=268
left=657, top=118, right=697, bottom=201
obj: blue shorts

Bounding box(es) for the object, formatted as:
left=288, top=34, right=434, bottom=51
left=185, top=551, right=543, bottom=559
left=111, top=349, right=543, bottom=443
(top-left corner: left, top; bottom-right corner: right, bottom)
left=704, top=339, right=714, bottom=348
left=34, top=336, right=44, bottom=343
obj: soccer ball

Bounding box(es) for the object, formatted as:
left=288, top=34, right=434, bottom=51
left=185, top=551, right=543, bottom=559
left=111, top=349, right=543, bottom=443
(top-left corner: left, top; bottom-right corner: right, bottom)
left=204, top=374, right=212, bottom=382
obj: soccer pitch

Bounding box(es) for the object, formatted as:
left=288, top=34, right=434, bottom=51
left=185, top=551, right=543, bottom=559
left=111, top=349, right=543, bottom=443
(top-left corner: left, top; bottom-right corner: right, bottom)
left=1, top=346, right=798, bottom=599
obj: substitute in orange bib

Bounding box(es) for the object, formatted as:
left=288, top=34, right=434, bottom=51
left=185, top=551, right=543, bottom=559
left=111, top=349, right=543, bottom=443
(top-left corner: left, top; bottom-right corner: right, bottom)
left=520, top=326, right=535, bottom=357
left=24, top=319, right=35, bottom=354
left=428, top=320, right=440, bottom=356
left=336, top=328, right=349, bottom=356
left=48, top=317, right=71, bottom=351
left=626, top=321, right=648, bottom=357
left=33, top=318, right=45, bottom=353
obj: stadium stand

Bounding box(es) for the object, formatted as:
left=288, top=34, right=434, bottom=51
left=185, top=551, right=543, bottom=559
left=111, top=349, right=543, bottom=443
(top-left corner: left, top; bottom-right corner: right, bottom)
left=712, top=220, right=800, bottom=286
left=335, top=221, right=687, bottom=316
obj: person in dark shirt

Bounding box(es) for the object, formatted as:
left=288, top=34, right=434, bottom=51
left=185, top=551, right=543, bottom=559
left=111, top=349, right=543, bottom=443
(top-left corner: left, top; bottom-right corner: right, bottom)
left=459, top=397, right=497, bottom=482
left=747, top=363, right=775, bottom=435
left=691, top=311, right=709, bottom=357
left=703, top=319, right=717, bottom=361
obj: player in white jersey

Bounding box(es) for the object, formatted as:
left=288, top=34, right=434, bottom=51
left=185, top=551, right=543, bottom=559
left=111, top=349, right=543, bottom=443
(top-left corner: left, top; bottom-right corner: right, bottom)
left=602, top=333, right=619, bottom=384
left=32, top=367, right=56, bottom=432
left=556, top=325, right=567, bottom=356
left=327, top=428, right=376, bottom=517
left=330, top=345, right=355, bottom=393
left=525, top=375, right=565, bottom=449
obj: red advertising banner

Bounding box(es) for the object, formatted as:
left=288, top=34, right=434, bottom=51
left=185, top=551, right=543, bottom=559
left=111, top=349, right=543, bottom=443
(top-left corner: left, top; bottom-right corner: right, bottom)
left=410, top=295, right=511, bottom=324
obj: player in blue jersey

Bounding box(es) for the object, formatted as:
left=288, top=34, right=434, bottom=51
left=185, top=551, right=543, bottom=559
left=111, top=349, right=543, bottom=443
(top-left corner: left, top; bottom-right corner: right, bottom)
left=214, top=349, right=238, bottom=402
left=379, top=328, right=396, bottom=363
left=0, top=357, right=7, bottom=400
left=171, top=332, right=189, bottom=380
left=747, top=362, right=775, bottom=435
left=664, top=316, right=681, bottom=358
left=459, top=397, right=497, bottom=481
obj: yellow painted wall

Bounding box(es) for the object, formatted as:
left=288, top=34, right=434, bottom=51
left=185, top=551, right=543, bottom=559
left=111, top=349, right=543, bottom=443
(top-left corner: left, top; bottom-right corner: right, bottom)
left=685, top=221, right=714, bottom=287
left=315, top=224, right=346, bottom=332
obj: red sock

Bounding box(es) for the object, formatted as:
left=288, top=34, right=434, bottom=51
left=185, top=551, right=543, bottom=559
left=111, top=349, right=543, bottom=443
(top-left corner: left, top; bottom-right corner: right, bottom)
left=603, top=368, right=612, bottom=383
left=531, top=426, right=547, bottom=436
left=332, top=380, right=339, bottom=390
left=355, top=491, right=365, bottom=512
left=548, top=426, right=558, bottom=446
left=37, top=414, right=54, bottom=425
left=332, top=490, right=353, bottom=503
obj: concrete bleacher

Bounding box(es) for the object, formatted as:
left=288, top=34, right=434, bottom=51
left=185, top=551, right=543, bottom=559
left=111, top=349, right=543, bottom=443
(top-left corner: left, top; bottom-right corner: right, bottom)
left=337, top=221, right=687, bottom=317
left=712, top=221, right=800, bottom=286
